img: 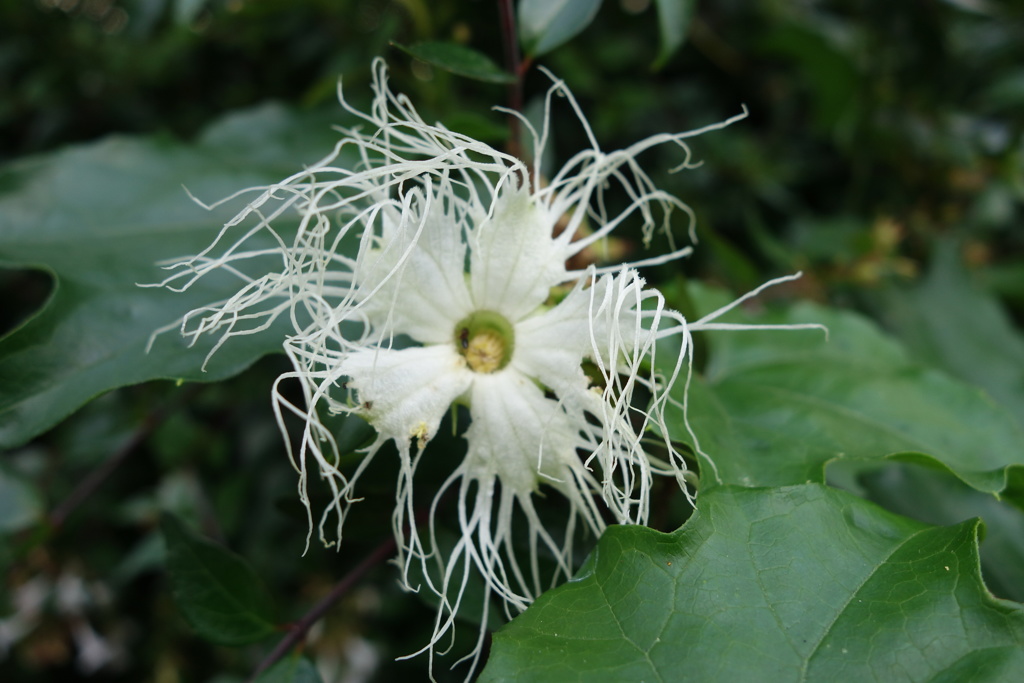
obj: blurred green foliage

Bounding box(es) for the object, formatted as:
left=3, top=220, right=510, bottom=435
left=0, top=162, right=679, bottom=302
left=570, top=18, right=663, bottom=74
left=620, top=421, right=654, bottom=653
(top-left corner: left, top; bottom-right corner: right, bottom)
left=2, top=0, right=1023, bottom=681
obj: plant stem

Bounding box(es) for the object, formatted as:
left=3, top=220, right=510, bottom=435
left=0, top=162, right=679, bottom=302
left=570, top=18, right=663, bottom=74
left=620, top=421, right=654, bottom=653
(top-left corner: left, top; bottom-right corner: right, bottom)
left=248, top=536, right=397, bottom=681
left=47, top=387, right=195, bottom=529
left=498, top=0, right=525, bottom=158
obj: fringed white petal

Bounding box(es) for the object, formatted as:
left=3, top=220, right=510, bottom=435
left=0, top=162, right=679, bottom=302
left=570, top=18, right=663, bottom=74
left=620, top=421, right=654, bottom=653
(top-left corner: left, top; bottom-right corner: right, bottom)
left=148, top=56, right=816, bottom=682
left=513, top=272, right=632, bottom=398
left=339, top=345, right=473, bottom=447
left=468, top=187, right=570, bottom=319
left=463, top=370, right=579, bottom=494
left=354, top=180, right=475, bottom=343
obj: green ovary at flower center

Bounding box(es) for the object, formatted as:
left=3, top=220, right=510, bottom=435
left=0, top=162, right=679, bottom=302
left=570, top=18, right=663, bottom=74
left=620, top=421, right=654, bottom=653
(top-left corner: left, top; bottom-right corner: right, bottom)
left=454, top=310, right=515, bottom=373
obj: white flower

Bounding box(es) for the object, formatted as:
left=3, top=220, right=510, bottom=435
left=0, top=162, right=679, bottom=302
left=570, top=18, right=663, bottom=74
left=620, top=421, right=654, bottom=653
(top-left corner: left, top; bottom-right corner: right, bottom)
left=150, top=59, right=820, bottom=676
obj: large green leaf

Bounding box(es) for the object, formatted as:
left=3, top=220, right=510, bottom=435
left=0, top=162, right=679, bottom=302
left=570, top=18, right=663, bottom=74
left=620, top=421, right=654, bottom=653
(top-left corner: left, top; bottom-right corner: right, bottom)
left=669, top=292, right=1024, bottom=494
left=859, top=462, right=1024, bottom=604
left=0, top=104, right=344, bottom=448
left=871, top=239, right=1024, bottom=421
left=161, top=512, right=278, bottom=646
left=481, top=485, right=1024, bottom=682
left=518, top=0, right=603, bottom=57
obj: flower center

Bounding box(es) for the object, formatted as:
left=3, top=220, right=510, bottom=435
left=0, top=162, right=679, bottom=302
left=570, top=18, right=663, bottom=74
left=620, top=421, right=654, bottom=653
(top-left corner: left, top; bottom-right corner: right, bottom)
left=454, top=310, right=515, bottom=373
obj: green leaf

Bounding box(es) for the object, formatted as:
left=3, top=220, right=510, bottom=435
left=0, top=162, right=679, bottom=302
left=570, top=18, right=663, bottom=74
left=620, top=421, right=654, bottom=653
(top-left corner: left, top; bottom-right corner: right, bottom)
left=255, top=655, right=325, bottom=683
left=161, top=512, right=278, bottom=646
left=859, top=462, right=1024, bottom=604
left=651, top=0, right=695, bottom=69
left=871, top=239, right=1024, bottom=420
left=391, top=41, right=515, bottom=84
left=518, top=0, right=603, bottom=57
left=669, top=292, right=1024, bottom=494
left=0, top=104, right=346, bottom=448
left=481, top=485, right=1024, bottom=682
left=0, top=468, right=43, bottom=533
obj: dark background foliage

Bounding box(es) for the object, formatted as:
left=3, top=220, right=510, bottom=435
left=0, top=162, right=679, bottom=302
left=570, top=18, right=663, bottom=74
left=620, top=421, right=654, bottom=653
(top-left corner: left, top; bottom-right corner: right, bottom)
left=2, top=0, right=1022, bottom=681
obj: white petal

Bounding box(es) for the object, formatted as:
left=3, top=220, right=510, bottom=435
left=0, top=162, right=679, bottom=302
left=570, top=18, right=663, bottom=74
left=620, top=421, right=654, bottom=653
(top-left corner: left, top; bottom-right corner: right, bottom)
left=340, top=344, right=472, bottom=446
left=469, top=187, right=569, bottom=320
left=357, top=183, right=475, bottom=343
left=463, top=369, right=580, bottom=495
left=512, top=275, right=608, bottom=398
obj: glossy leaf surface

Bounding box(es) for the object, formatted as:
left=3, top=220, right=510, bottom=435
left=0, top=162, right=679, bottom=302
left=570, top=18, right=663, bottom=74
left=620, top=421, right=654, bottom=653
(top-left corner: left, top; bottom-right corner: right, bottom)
left=482, top=485, right=1024, bottom=681
left=670, top=292, right=1024, bottom=494
left=0, top=105, right=343, bottom=448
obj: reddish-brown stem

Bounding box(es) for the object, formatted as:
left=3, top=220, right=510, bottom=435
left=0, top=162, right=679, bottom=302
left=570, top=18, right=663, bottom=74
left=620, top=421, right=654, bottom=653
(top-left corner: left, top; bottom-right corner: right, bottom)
left=47, top=386, right=197, bottom=530
left=498, top=0, right=525, bottom=159
left=247, top=536, right=397, bottom=681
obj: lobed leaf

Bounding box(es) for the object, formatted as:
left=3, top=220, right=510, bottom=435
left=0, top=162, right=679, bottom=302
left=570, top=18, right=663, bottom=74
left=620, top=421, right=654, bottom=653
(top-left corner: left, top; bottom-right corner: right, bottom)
left=669, top=290, right=1024, bottom=494
left=870, top=239, right=1024, bottom=421
left=859, top=462, right=1024, bottom=604
left=481, top=485, right=1024, bottom=681
left=0, top=104, right=345, bottom=448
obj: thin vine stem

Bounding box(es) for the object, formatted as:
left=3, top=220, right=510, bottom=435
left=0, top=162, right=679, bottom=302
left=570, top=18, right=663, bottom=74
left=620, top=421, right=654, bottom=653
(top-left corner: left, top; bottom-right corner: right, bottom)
left=47, top=386, right=198, bottom=530
left=248, top=536, right=397, bottom=681
left=498, top=0, right=527, bottom=159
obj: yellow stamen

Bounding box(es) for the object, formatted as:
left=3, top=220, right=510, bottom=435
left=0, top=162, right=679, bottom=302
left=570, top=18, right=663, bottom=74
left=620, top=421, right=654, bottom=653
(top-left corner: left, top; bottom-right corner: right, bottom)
left=465, top=331, right=505, bottom=373
left=454, top=310, right=514, bottom=372
left=411, top=421, right=430, bottom=448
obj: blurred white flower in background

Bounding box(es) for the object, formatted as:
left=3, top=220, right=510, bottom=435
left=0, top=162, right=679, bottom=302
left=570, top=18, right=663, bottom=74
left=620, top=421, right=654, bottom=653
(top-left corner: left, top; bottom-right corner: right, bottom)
left=151, top=59, right=819, bottom=675
left=0, top=571, right=124, bottom=674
